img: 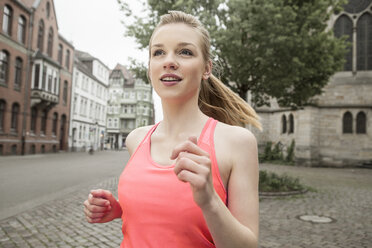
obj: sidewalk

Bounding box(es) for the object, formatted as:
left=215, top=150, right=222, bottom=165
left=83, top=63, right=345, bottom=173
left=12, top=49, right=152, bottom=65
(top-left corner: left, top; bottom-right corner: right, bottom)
left=0, top=163, right=371, bottom=247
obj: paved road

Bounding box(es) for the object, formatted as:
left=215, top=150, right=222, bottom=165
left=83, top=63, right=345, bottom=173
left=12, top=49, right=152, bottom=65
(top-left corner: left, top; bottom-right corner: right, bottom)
left=0, top=151, right=129, bottom=220
left=0, top=153, right=371, bottom=247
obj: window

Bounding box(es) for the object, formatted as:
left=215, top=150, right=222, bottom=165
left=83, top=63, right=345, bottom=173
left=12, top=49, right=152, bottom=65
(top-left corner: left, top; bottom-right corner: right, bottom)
left=356, top=111, right=367, bottom=134
left=46, top=2, right=50, bottom=18
left=30, top=107, right=37, bottom=133
left=73, top=96, right=77, bottom=114
left=288, top=114, right=294, bottom=134
left=2, top=5, right=12, bottom=35
left=65, top=50, right=70, bottom=69
left=48, top=74, right=52, bottom=92
left=30, top=144, right=36, bottom=154
left=63, top=81, right=68, bottom=105
left=17, top=16, right=26, bottom=44
left=0, top=100, right=5, bottom=131
left=11, top=103, right=20, bottom=132
left=33, top=64, right=40, bottom=88
left=334, top=15, right=353, bottom=71
left=0, top=50, right=9, bottom=85
left=52, top=112, right=58, bottom=135
left=41, top=110, right=48, bottom=134
left=281, top=115, right=287, bottom=134
left=58, top=44, right=63, bottom=64
left=11, top=145, right=17, bottom=155
left=42, top=66, right=46, bottom=89
left=357, top=13, right=372, bottom=70
left=47, top=27, right=53, bottom=57
left=41, top=145, right=45, bottom=153
left=14, top=58, right=22, bottom=89
left=343, top=112, right=353, bottom=133
left=37, top=20, right=45, bottom=52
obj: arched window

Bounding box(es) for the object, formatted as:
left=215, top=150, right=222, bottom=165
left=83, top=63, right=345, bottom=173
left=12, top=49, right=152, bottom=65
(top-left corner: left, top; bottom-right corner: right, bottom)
left=0, top=50, right=9, bottom=85
left=357, top=13, right=372, bottom=70
left=288, top=114, right=294, bottom=134
left=30, top=107, right=37, bottom=133
left=52, top=112, right=58, bottom=135
left=41, top=109, right=48, bottom=134
left=58, top=44, right=63, bottom=64
left=37, top=20, right=44, bottom=52
left=11, top=103, right=20, bottom=132
left=343, top=111, right=353, bottom=133
left=41, top=144, right=45, bottom=153
left=2, top=5, right=13, bottom=35
left=17, top=16, right=26, bottom=44
left=0, top=100, right=6, bottom=131
left=47, top=27, right=53, bottom=57
left=14, top=57, right=23, bottom=89
left=63, top=81, right=68, bottom=104
left=334, top=15, right=353, bottom=71
left=65, top=50, right=70, bottom=69
left=343, top=0, right=372, bottom=13
left=46, top=2, right=50, bottom=18
left=356, top=111, right=367, bottom=134
left=281, top=114, right=287, bottom=134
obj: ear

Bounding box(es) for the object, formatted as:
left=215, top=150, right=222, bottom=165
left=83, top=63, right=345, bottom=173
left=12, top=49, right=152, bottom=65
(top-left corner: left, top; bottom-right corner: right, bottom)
left=202, top=60, right=212, bottom=80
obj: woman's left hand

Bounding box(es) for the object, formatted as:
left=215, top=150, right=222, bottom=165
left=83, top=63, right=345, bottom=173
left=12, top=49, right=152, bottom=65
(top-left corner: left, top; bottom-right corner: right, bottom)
left=171, top=136, right=218, bottom=209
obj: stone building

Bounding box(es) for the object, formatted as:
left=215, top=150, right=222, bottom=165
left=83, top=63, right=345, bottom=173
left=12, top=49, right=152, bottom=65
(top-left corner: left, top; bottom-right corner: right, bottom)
left=106, top=64, right=154, bottom=149
left=68, top=50, right=109, bottom=152
left=0, top=0, right=74, bottom=155
left=252, top=0, right=372, bottom=167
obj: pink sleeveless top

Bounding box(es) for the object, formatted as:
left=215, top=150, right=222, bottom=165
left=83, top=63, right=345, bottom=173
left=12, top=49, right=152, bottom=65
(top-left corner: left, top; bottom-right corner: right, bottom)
left=118, top=118, right=227, bottom=248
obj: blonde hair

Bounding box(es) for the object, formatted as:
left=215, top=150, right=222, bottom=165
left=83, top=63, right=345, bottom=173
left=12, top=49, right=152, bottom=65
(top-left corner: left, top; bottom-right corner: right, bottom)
left=150, top=11, right=262, bottom=130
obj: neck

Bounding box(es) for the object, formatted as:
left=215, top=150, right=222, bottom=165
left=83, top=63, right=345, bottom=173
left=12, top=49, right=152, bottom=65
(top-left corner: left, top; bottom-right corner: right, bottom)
left=158, top=95, right=209, bottom=138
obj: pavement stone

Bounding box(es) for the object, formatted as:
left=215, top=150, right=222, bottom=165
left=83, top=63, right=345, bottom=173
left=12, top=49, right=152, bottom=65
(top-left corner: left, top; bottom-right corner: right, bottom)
left=0, top=163, right=371, bottom=247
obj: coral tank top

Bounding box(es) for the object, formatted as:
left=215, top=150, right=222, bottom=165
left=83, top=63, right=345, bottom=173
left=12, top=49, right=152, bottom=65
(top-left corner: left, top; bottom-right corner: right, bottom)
left=118, top=117, right=227, bottom=248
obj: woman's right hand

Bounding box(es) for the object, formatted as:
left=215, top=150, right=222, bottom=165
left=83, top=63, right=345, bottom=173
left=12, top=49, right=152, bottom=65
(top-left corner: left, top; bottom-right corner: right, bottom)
left=83, top=189, right=122, bottom=223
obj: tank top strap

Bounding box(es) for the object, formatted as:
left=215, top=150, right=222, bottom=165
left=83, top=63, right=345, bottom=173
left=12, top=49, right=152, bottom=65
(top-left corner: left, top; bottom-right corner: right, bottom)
left=198, top=118, right=227, bottom=204
left=198, top=117, right=217, bottom=147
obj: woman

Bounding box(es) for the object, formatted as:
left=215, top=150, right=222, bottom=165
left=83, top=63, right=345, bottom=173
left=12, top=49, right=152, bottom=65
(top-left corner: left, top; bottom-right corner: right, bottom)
left=84, top=11, right=261, bottom=248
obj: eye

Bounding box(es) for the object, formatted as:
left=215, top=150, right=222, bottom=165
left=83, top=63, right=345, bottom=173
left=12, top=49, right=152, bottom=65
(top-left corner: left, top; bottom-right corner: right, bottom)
left=180, top=49, right=193, bottom=56
left=152, top=49, right=164, bottom=57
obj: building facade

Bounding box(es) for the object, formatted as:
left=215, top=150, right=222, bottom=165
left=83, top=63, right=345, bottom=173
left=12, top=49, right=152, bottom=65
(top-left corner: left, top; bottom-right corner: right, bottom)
left=106, top=64, right=154, bottom=149
left=252, top=0, right=372, bottom=167
left=0, top=0, right=74, bottom=155
left=68, top=50, right=109, bottom=152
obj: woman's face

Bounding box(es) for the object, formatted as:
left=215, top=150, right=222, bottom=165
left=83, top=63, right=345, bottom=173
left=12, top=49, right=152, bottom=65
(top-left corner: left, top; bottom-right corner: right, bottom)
left=149, top=23, right=210, bottom=103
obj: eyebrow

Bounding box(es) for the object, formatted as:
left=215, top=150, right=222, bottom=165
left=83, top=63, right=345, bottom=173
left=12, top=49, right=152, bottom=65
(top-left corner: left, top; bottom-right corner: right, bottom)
left=151, top=42, right=197, bottom=48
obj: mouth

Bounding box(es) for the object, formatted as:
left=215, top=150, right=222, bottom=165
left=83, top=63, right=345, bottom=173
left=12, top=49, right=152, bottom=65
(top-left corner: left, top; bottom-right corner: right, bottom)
left=160, top=74, right=182, bottom=83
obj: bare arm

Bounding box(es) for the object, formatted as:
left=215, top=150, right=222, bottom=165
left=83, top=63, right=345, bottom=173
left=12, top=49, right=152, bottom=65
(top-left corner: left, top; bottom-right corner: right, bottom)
left=202, top=128, right=259, bottom=247
left=171, top=127, right=259, bottom=247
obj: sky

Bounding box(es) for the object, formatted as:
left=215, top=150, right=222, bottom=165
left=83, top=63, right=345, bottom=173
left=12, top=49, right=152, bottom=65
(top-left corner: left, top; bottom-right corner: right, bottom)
left=53, top=0, right=163, bottom=122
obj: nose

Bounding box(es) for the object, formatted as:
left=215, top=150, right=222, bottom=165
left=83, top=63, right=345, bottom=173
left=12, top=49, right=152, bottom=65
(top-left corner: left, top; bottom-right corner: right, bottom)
left=163, top=53, right=178, bottom=70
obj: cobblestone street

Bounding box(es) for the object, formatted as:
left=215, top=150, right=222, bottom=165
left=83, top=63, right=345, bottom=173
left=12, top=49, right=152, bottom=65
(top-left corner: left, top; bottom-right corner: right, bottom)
left=0, top=161, right=371, bottom=247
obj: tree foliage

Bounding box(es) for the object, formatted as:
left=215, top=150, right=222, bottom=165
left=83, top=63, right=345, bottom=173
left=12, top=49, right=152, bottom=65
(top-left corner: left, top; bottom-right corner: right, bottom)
left=117, top=0, right=348, bottom=107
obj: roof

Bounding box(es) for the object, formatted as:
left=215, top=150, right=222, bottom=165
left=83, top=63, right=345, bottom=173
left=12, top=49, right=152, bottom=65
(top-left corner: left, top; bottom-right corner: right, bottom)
left=111, top=63, right=135, bottom=86
left=75, top=50, right=110, bottom=70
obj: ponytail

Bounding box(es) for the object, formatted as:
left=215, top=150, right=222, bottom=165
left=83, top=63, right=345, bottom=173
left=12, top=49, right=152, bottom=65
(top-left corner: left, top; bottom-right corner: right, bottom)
left=199, top=74, right=262, bottom=130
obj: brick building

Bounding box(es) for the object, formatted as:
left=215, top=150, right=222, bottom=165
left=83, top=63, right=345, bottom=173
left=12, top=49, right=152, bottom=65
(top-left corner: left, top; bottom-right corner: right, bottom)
left=0, top=0, right=74, bottom=155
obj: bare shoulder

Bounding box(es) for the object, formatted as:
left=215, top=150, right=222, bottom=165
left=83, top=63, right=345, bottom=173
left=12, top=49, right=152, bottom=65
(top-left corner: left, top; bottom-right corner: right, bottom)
left=215, top=122, right=257, bottom=150
left=126, top=125, right=154, bottom=156
left=215, top=122, right=258, bottom=169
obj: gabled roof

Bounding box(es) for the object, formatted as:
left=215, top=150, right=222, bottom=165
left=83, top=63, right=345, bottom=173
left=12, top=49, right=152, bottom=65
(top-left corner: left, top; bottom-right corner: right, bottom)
left=111, top=63, right=135, bottom=86
left=21, top=0, right=59, bottom=30
left=75, top=50, right=110, bottom=70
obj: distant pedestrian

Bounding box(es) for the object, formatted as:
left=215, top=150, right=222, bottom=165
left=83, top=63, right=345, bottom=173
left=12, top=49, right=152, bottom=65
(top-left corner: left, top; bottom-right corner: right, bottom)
left=84, top=10, right=261, bottom=248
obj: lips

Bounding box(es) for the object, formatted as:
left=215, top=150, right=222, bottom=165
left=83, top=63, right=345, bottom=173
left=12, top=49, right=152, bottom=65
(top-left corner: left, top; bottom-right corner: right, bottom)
left=160, top=74, right=182, bottom=86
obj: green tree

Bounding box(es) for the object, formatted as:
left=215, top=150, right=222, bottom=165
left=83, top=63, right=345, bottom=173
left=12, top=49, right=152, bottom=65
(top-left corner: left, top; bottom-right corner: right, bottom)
left=118, top=0, right=347, bottom=107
